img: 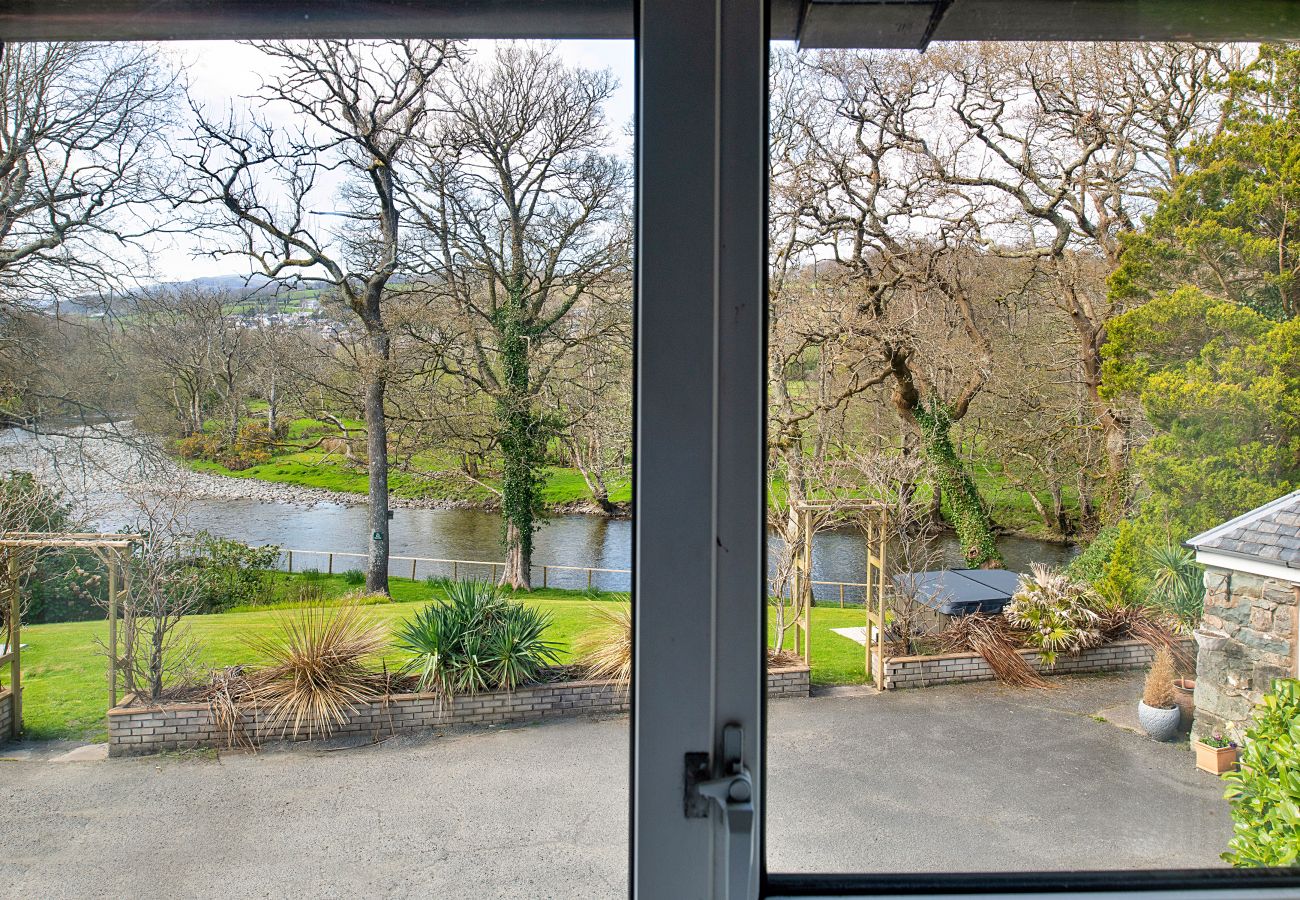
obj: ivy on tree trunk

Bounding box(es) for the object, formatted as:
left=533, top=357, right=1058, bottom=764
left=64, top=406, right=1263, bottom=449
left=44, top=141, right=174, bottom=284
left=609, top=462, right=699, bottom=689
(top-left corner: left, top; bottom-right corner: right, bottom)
left=914, top=402, right=1002, bottom=568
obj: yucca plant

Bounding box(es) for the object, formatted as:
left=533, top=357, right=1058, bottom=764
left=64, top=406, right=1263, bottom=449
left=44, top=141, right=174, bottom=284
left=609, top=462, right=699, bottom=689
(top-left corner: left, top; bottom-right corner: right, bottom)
left=244, top=604, right=387, bottom=740
left=575, top=603, right=632, bottom=686
left=1005, top=563, right=1103, bottom=665
left=1148, top=543, right=1205, bottom=634
left=394, top=580, right=561, bottom=696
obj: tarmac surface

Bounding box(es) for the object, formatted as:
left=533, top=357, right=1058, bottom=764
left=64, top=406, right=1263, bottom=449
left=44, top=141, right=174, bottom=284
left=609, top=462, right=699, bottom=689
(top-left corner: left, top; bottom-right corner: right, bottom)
left=1, top=672, right=1229, bottom=898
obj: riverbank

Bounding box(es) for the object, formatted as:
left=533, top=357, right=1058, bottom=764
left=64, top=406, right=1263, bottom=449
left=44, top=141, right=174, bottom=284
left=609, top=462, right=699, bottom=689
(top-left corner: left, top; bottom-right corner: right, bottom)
left=0, top=425, right=628, bottom=516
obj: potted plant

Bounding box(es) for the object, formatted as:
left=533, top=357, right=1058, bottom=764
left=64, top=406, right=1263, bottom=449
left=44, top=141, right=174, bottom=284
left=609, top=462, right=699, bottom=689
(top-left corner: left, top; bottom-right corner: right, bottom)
left=1193, top=730, right=1239, bottom=775
left=1173, top=675, right=1196, bottom=729
left=1137, top=647, right=1181, bottom=741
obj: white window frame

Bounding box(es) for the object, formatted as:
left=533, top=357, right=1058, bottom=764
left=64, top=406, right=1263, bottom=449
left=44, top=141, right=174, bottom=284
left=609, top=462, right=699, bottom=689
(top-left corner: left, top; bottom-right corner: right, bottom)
left=6, top=2, right=1300, bottom=898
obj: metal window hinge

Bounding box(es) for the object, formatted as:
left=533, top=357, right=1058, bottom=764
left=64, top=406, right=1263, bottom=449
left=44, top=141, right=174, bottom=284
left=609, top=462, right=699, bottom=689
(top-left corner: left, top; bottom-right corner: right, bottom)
left=684, top=724, right=755, bottom=899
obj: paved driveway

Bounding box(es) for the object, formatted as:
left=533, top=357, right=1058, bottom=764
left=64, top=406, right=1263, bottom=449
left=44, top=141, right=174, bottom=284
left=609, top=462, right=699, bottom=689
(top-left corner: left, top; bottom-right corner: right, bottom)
left=0, top=673, right=1229, bottom=898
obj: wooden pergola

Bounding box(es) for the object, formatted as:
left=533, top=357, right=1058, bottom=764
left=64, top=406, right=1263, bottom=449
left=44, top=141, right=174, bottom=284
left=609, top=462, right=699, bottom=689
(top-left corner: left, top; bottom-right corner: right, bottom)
left=0, top=532, right=143, bottom=738
left=788, top=502, right=891, bottom=689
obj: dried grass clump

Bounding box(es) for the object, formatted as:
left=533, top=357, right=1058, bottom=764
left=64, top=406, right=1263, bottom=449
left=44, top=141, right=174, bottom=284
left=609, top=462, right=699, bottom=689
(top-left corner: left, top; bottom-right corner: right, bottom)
left=575, top=604, right=632, bottom=686
left=202, top=666, right=257, bottom=751
left=243, top=604, right=388, bottom=740
left=1143, top=646, right=1177, bottom=709
left=938, top=613, right=1051, bottom=690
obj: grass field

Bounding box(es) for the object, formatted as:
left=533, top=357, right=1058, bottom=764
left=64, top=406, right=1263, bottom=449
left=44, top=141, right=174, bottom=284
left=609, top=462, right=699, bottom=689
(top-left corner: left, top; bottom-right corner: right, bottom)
left=183, top=415, right=631, bottom=508
left=8, top=573, right=868, bottom=743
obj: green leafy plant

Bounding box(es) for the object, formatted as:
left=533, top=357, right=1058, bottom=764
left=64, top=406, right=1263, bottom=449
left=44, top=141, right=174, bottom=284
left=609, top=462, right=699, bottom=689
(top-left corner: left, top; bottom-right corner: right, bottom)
left=1005, top=563, right=1103, bottom=665
left=341, top=568, right=365, bottom=586
left=393, top=580, right=561, bottom=696
left=1148, top=543, right=1205, bottom=633
left=192, top=534, right=280, bottom=612
left=244, top=604, right=388, bottom=740
left=300, top=567, right=323, bottom=582
left=1222, top=679, right=1300, bottom=867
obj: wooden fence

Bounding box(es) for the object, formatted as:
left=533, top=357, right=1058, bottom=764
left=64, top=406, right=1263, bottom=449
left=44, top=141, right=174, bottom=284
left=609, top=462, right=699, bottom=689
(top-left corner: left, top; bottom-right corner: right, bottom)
left=274, top=547, right=870, bottom=604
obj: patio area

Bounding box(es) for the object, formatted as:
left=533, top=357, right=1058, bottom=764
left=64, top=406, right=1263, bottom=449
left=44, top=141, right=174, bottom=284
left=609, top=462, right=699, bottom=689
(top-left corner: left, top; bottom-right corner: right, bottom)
left=0, top=672, right=1229, bottom=898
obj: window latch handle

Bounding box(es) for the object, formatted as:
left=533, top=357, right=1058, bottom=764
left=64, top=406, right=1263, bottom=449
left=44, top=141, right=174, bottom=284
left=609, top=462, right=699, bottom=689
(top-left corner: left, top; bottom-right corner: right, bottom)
left=689, top=723, right=755, bottom=899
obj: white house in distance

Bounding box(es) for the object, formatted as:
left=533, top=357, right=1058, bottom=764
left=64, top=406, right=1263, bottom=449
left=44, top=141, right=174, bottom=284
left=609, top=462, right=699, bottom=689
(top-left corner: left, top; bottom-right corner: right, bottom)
left=1187, top=489, right=1300, bottom=737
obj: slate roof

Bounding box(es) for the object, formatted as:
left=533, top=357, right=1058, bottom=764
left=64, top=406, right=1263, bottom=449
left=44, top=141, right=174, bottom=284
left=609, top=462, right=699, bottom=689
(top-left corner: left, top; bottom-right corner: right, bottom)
left=1186, top=488, right=1300, bottom=569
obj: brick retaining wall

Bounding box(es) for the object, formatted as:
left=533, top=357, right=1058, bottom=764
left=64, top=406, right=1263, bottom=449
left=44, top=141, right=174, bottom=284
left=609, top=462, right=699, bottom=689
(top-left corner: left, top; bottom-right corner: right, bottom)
left=0, top=687, right=12, bottom=743
left=109, top=666, right=810, bottom=757
left=884, top=638, right=1195, bottom=690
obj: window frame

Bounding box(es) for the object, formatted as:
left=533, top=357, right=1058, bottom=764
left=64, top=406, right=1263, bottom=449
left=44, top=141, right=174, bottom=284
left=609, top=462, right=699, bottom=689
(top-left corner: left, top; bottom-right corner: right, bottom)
left=5, top=2, right=1300, bottom=898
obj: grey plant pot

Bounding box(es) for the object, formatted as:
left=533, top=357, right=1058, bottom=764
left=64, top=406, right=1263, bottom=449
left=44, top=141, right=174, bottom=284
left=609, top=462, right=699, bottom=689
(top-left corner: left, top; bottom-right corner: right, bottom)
left=1138, top=701, right=1181, bottom=741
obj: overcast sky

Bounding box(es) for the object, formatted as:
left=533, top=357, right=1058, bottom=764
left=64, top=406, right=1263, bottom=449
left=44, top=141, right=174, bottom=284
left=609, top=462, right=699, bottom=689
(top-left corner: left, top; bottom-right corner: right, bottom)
left=141, top=40, right=634, bottom=283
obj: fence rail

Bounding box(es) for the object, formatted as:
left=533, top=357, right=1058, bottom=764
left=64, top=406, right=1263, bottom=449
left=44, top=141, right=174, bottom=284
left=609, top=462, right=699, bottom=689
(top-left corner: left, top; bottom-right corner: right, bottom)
left=273, top=547, right=870, bottom=603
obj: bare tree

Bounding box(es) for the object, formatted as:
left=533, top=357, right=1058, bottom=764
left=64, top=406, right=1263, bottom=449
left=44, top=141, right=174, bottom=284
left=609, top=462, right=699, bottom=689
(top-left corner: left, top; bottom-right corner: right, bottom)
left=180, top=39, right=463, bottom=593
left=781, top=49, right=1010, bottom=566
left=0, top=41, right=175, bottom=300
left=909, top=42, right=1234, bottom=521
left=408, top=43, right=630, bottom=589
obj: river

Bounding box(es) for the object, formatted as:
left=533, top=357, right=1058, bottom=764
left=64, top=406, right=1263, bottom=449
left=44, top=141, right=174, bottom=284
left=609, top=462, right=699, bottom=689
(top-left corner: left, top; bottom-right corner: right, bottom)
left=3, top=427, right=1075, bottom=599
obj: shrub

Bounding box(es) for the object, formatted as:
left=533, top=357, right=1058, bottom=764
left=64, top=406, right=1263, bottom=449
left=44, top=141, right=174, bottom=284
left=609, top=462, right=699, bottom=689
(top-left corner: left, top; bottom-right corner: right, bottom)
left=245, top=604, right=388, bottom=740
left=1094, top=520, right=1148, bottom=608
left=193, top=533, right=280, bottom=612
left=300, top=567, right=323, bottom=582
left=1064, top=525, right=1118, bottom=585
left=1222, top=679, right=1300, bottom=867
left=1004, top=563, right=1103, bottom=665
left=176, top=432, right=221, bottom=461
left=1142, top=646, right=1176, bottom=709
left=575, top=604, right=632, bottom=685
left=342, top=569, right=365, bottom=586
left=394, top=580, right=561, bottom=696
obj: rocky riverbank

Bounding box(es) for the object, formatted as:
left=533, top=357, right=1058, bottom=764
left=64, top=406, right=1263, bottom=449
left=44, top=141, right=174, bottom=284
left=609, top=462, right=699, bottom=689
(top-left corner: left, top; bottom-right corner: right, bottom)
left=0, top=426, right=628, bottom=518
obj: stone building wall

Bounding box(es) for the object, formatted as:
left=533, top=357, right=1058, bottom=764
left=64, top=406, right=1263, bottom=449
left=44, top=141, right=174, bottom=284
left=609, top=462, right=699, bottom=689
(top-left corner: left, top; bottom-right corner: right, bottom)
left=1195, top=567, right=1299, bottom=737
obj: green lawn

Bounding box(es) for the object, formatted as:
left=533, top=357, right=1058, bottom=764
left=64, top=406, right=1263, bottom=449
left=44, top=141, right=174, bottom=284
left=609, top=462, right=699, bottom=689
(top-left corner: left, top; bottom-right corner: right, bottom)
left=184, top=418, right=630, bottom=508
left=9, top=574, right=869, bottom=743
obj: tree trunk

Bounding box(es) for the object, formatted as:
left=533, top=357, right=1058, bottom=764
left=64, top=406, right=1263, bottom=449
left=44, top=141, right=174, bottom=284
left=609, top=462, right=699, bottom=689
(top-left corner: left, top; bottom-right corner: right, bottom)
left=501, top=521, right=530, bottom=590
left=266, top=369, right=278, bottom=434
left=914, top=404, right=1002, bottom=568
left=497, top=310, right=537, bottom=591
left=364, top=328, right=391, bottom=595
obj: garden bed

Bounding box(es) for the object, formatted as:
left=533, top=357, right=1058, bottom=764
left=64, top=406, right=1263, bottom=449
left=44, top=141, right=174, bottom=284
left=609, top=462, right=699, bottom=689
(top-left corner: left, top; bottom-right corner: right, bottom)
left=884, top=638, right=1195, bottom=690
left=108, top=666, right=810, bottom=757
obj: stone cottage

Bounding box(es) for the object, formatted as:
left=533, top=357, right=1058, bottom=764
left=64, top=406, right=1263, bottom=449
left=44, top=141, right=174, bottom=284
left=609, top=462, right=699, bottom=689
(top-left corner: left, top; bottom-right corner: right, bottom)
left=1187, top=489, right=1300, bottom=738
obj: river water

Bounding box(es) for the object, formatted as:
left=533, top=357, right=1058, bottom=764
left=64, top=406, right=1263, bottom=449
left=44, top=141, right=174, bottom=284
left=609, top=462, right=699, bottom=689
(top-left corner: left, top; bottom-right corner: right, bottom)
left=3, top=428, right=1075, bottom=599
left=101, top=500, right=1075, bottom=599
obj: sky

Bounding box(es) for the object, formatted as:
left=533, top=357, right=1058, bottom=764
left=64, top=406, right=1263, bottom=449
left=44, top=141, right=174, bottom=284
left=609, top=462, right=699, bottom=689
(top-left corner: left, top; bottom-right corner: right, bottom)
left=141, top=39, right=635, bottom=282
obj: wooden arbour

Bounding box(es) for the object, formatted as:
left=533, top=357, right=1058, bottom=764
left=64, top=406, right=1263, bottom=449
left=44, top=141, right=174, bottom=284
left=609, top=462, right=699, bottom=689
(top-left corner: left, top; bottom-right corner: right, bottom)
left=789, top=502, right=891, bottom=688
left=0, top=532, right=142, bottom=738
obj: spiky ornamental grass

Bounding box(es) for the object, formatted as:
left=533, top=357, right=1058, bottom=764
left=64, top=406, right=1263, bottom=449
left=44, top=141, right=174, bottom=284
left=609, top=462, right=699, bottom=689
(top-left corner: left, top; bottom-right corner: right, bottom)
left=394, top=580, right=561, bottom=697
left=575, top=603, right=632, bottom=686
left=243, top=604, right=388, bottom=741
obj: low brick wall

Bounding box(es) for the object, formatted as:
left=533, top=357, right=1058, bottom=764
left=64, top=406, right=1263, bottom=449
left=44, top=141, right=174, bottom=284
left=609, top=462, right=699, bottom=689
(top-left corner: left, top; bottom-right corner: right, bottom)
left=884, top=638, right=1195, bottom=690
left=0, top=687, right=12, bottom=743
left=109, top=666, right=810, bottom=757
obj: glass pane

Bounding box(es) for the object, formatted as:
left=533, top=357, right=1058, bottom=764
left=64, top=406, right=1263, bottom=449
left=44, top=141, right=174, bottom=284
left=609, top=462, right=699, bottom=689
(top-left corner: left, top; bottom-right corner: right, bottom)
left=765, top=38, right=1300, bottom=875
left=0, top=37, right=633, bottom=898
